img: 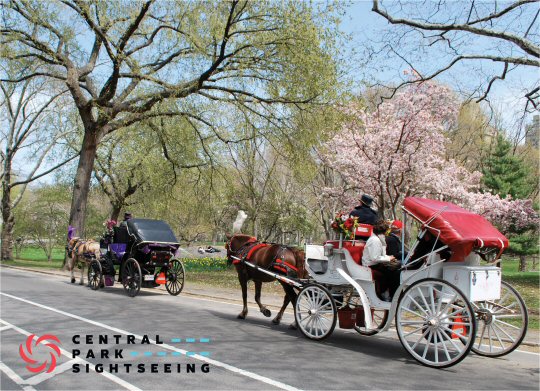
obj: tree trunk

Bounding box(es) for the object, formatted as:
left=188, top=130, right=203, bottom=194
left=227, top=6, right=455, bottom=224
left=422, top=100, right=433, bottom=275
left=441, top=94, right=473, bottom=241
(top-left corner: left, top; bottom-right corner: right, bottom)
left=518, top=255, right=527, bottom=272
left=111, top=204, right=121, bottom=222
left=1, top=157, right=14, bottom=261
left=68, top=129, right=100, bottom=236
left=64, top=129, right=100, bottom=266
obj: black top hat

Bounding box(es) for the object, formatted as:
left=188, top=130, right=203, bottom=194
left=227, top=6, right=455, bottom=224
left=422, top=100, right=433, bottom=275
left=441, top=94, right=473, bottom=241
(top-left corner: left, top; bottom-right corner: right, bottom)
left=360, top=194, right=374, bottom=207
left=124, top=212, right=133, bottom=220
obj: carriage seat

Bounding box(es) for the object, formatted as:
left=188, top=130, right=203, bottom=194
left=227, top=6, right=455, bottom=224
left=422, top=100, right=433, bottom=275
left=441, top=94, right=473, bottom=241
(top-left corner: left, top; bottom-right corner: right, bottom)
left=324, top=241, right=365, bottom=265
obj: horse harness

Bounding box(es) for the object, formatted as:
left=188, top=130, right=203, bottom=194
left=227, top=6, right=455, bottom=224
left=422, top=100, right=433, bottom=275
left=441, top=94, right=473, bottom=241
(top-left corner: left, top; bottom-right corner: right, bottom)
left=67, top=239, right=99, bottom=260
left=228, top=238, right=299, bottom=276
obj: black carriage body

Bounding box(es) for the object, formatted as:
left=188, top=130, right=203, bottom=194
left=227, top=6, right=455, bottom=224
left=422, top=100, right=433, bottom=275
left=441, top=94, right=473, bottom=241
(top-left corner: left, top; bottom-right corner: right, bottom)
left=103, top=219, right=179, bottom=277
left=125, top=219, right=180, bottom=272
left=95, top=218, right=185, bottom=297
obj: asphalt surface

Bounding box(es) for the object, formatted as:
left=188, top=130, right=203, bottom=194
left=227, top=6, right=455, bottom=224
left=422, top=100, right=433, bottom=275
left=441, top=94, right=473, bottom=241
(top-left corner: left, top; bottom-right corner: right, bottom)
left=0, top=266, right=539, bottom=391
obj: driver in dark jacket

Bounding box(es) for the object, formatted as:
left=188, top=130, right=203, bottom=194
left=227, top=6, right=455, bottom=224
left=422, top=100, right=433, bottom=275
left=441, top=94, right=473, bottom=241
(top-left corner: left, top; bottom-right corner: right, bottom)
left=350, top=194, right=378, bottom=225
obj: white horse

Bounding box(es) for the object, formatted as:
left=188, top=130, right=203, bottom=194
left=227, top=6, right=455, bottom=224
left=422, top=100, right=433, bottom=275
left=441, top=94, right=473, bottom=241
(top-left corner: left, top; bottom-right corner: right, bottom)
left=66, top=229, right=101, bottom=285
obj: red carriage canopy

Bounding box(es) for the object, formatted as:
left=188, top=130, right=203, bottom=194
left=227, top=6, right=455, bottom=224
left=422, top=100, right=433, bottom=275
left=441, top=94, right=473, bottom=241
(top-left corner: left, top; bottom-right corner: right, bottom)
left=402, top=197, right=508, bottom=260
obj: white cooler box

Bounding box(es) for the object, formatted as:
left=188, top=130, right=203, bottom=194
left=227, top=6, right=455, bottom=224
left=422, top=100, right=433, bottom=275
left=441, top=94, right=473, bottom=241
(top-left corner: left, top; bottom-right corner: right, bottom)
left=442, top=266, right=501, bottom=302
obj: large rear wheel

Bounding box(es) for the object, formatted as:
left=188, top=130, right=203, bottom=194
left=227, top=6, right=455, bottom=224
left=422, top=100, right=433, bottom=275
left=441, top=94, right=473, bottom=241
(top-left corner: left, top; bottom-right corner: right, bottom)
left=471, top=281, right=528, bottom=357
left=396, top=278, right=476, bottom=368
left=122, top=258, right=141, bottom=297
left=295, top=284, right=337, bottom=341
left=165, top=259, right=185, bottom=296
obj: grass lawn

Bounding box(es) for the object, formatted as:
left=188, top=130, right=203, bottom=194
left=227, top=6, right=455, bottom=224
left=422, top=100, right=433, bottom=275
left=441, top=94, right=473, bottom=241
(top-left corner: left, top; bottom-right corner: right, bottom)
left=2, top=248, right=538, bottom=328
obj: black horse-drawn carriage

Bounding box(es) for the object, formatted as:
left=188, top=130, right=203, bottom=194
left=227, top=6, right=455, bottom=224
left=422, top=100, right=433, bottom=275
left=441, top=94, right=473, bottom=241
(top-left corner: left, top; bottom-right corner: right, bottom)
left=88, top=219, right=185, bottom=297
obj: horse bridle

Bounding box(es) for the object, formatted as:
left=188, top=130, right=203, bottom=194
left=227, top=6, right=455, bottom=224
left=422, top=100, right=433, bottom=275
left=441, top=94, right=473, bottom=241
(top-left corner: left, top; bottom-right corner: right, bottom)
left=225, top=235, right=258, bottom=264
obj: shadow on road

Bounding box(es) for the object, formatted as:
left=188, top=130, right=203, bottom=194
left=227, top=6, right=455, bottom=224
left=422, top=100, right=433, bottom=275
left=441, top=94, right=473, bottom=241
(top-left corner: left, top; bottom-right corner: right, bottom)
left=204, top=308, right=444, bottom=370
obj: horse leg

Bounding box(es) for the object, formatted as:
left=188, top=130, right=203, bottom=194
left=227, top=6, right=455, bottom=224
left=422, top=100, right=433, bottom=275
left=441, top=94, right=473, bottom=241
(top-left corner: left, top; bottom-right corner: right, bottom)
left=254, top=280, right=271, bottom=317
left=237, top=272, right=249, bottom=319
left=79, top=261, right=85, bottom=285
left=272, top=293, right=290, bottom=325
left=69, top=259, right=76, bottom=284
left=282, top=283, right=299, bottom=329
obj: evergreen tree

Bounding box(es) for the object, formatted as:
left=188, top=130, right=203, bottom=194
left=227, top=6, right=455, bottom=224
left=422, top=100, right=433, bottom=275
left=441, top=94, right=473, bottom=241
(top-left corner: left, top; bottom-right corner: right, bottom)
left=482, top=134, right=531, bottom=199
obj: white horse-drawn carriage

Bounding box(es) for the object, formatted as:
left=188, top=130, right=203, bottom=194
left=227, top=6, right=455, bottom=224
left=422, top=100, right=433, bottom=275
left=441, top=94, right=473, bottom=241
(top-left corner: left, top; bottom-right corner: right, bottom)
left=294, top=197, right=528, bottom=368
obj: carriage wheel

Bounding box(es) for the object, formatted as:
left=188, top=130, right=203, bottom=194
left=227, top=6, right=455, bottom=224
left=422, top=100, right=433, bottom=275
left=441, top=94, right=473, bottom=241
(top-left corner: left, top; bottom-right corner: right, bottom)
left=122, top=258, right=141, bottom=297
left=471, top=281, right=528, bottom=357
left=165, top=259, right=185, bottom=296
left=295, top=284, right=337, bottom=341
left=355, top=309, right=389, bottom=336
left=87, top=260, right=102, bottom=291
left=396, top=278, right=476, bottom=368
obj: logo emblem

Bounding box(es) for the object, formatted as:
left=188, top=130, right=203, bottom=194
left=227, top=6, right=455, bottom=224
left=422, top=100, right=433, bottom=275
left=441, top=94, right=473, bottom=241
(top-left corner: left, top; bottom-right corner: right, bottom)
left=19, top=334, right=61, bottom=374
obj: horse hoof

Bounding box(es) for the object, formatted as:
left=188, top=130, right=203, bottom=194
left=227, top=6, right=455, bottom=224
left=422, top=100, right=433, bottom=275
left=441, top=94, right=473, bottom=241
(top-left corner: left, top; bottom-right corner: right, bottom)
left=288, top=323, right=298, bottom=330
left=272, top=318, right=281, bottom=325
left=237, top=314, right=246, bottom=319
left=262, top=308, right=272, bottom=317
left=71, top=278, right=75, bottom=284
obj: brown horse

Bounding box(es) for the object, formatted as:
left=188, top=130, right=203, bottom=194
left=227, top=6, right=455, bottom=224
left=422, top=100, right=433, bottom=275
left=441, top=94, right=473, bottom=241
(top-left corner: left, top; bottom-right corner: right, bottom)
left=226, top=234, right=306, bottom=327
left=66, top=237, right=101, bottom=285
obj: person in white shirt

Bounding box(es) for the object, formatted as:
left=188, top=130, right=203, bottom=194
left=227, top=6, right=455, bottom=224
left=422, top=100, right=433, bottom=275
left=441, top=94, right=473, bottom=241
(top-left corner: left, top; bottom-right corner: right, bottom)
left=362, top=220, right=401, bottom=300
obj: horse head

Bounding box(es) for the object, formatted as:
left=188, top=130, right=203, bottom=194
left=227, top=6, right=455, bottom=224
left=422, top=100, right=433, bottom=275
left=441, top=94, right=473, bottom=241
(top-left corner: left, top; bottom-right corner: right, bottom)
left=225, top=233, right=257, bottom=265
left=291, top=248, right=307, bottom=279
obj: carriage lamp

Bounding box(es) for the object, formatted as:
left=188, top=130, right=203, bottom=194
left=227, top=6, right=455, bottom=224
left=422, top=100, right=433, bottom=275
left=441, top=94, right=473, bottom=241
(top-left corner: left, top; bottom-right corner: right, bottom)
left=324, top=243, right=334, bottom=257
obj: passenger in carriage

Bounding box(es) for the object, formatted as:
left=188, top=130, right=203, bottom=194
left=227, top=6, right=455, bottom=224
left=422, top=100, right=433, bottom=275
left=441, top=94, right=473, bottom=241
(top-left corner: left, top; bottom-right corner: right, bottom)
left=349, top=194, right=378, bottom=225
left=385, top=219, right=407, bottom=262
left=362, top=220, right=401, bottom=300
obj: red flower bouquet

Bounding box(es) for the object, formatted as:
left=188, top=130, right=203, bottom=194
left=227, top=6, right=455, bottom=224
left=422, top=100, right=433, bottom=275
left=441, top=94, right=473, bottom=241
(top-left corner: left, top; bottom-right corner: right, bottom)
left=331, top=212, right=359, bottom=239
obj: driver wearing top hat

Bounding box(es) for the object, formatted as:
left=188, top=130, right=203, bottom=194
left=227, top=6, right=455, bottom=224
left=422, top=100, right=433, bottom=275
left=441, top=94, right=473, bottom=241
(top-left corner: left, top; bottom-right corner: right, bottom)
left=349, top=194, right=378, bottom=225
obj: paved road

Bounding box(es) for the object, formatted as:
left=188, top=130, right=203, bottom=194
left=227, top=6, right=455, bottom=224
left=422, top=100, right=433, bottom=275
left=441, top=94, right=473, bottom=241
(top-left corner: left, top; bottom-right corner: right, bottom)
left=1, top=267, right=538, bottom=391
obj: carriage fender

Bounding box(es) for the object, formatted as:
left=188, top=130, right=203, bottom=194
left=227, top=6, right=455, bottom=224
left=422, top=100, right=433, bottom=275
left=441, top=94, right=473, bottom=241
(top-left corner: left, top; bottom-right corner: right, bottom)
left=336, top=268, right=373, bottom=330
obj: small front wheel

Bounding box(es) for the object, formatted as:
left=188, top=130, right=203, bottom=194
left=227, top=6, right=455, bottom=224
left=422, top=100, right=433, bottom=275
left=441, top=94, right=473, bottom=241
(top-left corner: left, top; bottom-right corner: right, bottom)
left=88, top=260, right=102, bottom=291
left=295, top=284, right=337, bottom=341
left=165, top=259, right=185, bottom=296
left=122, top=258, right=141, bottom=297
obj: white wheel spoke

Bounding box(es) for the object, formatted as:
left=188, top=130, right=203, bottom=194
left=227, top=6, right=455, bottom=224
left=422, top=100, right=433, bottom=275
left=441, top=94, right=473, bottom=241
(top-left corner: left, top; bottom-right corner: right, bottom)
left=436, top=330, right=452, bottom=362
left=422, top=330, right=432, bottom=359
left=401, top=305, right=425, bottom=319
left=403, top=325, right=425, bottom=338
left=433, top=331, right=439, bottom=364
left=494, top=319, right=521, bottom=330
left=417, top=287, right=433, bottom=316
left=477, top=322, right=487, bottom=350
left=438, top=326, right=463, bottom=352
left=429, top=288, right=437, bottom=314
left=491, top=323, right=506, bottom=349
left=411, top=328, right=430, bottom=350
left=495, top=313, right=521, bottom=319
left=492, top=322, right=517, bottom=342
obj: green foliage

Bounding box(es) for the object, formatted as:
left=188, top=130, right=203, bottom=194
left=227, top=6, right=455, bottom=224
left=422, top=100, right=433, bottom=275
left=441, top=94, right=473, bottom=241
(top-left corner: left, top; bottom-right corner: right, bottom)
left=181, top=257, right=229, bottom=272
left=482, top=134, right=532, bottom=199
left=509, top=234, right=540, bottom=256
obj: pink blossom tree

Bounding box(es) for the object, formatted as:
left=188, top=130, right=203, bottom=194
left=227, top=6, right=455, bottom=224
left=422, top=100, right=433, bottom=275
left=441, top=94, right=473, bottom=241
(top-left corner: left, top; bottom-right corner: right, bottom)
left=322, top=81, right=480, bottom=218
left=321, top=79, right=539, bottom=248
